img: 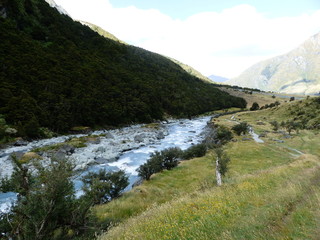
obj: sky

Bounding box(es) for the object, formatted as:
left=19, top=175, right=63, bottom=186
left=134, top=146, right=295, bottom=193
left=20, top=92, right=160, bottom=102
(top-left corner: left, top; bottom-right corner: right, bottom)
left=53, top=0, right=320, bottom=78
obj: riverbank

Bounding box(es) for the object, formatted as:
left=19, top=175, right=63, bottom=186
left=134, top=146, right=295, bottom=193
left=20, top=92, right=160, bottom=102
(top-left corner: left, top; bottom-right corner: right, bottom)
left=99, top=106, right=320, bottom=240
left=0, top=116, right=211, bottom=212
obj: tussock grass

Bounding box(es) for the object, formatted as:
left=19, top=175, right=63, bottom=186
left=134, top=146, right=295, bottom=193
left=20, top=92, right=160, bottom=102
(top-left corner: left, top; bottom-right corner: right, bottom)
left=94, top=155, right=215, bottom=223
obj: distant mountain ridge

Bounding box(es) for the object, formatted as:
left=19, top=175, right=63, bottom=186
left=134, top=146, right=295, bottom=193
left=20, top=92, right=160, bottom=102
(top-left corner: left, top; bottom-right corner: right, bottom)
left=208, top=75, right=228, bottom=83
left=227, top=32, right=320, bottom=95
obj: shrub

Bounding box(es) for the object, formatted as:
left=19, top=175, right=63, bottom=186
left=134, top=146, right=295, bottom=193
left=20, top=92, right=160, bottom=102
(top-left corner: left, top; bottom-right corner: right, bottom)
left=215, top=148, right=231, bottom=176
left=232, top=122, right=249, bottom=136
left=138, top=147, right=183, bottom=180
left=0, top=157, right=96, bottom=240
left=82, top=169, right=129, bottom=204
left=138, top=152, right=164, bottom=180
left=215, top=125, right=233, bottom=144
left=161, top=147, right=183, bottom=170
left=183, top=143, right=207, bottom=160
left=250, top=102, right=260, bottom=111
left=270, top=120, right=279, bottom=131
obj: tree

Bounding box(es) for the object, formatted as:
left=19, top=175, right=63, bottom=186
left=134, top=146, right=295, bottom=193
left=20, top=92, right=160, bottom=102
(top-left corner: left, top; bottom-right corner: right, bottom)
left=81, top=169, right=129, bottom=204
left=250, top=102, right=260, bottom=111
left=232, top=122, right=249, bottom=136
left=0, top=157, right=95, bottom=240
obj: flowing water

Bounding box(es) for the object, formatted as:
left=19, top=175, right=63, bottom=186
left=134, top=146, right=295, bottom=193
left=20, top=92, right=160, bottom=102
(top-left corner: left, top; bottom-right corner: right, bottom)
left=0, top=116, right=211, bottom=212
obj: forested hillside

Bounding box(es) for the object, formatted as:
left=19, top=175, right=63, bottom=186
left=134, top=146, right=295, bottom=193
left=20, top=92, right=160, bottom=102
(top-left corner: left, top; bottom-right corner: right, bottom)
left=0, top=0, right=246, bottom=137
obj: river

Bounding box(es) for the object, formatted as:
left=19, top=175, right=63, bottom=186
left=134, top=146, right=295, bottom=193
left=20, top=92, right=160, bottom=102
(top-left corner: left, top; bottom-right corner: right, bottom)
left=0, top=116, right=211, bottom=212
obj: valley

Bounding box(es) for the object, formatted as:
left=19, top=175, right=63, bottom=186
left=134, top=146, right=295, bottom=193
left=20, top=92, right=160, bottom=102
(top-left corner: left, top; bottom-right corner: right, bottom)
left=0, top=0, right=319, bottom=239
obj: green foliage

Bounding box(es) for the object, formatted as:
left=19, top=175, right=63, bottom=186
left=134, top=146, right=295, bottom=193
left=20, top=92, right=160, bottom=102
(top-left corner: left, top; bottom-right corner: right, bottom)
left=182, top=143, right=207, bottom=160
left=81, top=169, right=129, bottom=204
left=161, top=147, right=184, bottom=170
left=1, top=157, right=89, bottom=240
left=215, top=125, right=233, bottom=144
left=0, top=0, right=246, bottom=138
left=281, top=120, right=301, bottom=135
left=270, top=120, right=280, bottom=131
left=0, top=156, right=98, bottom=240
left=214, top=147, right=230, bottom=176
left=250, top=102, right=260, bottom=111
left=232, top=122, right=249, bottom=136
left=138, top=147, right=183, bottom=180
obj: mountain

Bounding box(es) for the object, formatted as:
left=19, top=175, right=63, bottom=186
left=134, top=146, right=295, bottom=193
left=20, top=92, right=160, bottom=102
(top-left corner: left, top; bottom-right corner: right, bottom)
left=227, top=33, right=320, bottom=95
left=208, top=75, right=228, bottom=83
left=81, top=21, right=213, bottom=84
left=79, top=21, right=125, bottom=44
left=44, top=0, right=69, bottom=16
left=0, top=0, right=246, bottom=137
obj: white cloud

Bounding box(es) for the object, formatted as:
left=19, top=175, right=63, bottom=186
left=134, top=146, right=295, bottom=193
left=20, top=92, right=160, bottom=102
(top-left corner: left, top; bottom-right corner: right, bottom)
left=54, top=0, right=320, bottom=78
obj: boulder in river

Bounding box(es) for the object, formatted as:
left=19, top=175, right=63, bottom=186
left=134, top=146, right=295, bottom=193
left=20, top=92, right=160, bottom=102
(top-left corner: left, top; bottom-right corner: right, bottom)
left=156, top=131, right=165, bottom=140
left=134, top=133, right=146, bottom=143
left=59, top=144, right=75, bottom=155
left=13, top=139, right=28, bottom=146
left=105, top=132, right=115, bottom=139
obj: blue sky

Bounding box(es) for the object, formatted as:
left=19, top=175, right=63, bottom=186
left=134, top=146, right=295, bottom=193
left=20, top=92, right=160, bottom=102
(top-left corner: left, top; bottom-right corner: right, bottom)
left=54, top=0, right=320, bottom=78
left=109, top=0, right=320, bottom=19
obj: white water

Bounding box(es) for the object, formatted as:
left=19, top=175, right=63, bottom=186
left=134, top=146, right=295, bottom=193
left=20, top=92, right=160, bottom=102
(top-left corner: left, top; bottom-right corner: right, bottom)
left=0, top=116, right=211, bottom=211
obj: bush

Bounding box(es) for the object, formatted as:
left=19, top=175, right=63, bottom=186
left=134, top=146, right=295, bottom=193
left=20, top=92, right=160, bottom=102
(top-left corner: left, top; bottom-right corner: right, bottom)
left=214, top=147, right=230, bottom=177
left=138, top=147, right=183, bottom=180
left=82, top=169, right=129, bottom=204
left=161, top=147, right=183, bottom=170
left=215, top=125, right=233, bottom=144
left=250, top=102, right=260, bottom=111
left=183, top=143, right=207, bottom=160
left=138, top=152, right=164, bottom=180
left=232, top=122, right=249, bottom=136
left=0, top=157, right=96, bottom=240
left=270, top=120, right=279, bottom=131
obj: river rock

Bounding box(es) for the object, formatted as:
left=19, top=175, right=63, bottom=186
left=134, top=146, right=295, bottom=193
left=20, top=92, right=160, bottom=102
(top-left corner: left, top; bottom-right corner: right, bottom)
left=105, top=132, right=115, bottom=139
left=134, top=133, right=146, bottom=143
left=53, top=150, right=66, bottom=160
left=13, top=139, right=28, bottom=146
left=96, top=146, right=106, bottom=153
left=59, top=144, right=75, bottom=155
left=242, top=137, right=252, bottom=141
left=156, top=131, right=165, bottom=140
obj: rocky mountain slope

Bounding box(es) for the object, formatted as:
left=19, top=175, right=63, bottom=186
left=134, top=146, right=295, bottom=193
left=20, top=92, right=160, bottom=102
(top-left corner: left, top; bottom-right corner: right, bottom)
left=227, top=32, right=320, bottom=95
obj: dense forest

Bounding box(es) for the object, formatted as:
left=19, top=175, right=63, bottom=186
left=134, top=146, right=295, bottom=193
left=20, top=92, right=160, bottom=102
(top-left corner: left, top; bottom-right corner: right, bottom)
left=0, top=0, right=246, bottom=138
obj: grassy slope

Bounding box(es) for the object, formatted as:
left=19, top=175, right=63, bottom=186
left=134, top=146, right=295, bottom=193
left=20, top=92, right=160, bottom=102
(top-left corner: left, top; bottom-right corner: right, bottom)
left=98, top=100, right=320, bottom=240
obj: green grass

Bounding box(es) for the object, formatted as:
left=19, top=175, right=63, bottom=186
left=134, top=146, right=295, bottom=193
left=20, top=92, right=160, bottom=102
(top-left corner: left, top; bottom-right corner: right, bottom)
left=96, top=101, right=320, bottom=240
left=94, top=155, right=215, bottom=223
